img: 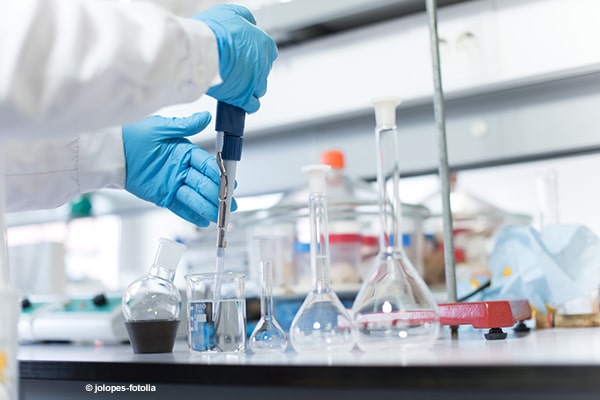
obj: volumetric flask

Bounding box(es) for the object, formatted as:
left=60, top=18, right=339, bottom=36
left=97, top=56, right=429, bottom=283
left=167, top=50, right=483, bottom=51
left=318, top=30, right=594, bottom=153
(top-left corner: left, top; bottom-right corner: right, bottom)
left=249, top=236, right=288, bottom=353
left=289, top=165, right=356, bottom=353
left=351, top=97, right=440, bottom=352
left=186, top=272, right=246, bottom=353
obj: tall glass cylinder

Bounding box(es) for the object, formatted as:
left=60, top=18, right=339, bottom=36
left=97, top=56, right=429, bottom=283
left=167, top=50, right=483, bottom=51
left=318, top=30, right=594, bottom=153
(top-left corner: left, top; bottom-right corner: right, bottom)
left=351, top=97, right=440, bottom=352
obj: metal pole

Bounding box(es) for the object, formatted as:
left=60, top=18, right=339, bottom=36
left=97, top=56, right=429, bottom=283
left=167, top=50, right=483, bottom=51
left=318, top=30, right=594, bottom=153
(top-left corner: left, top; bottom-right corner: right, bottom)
left=425, top=0, right=457, bottom=304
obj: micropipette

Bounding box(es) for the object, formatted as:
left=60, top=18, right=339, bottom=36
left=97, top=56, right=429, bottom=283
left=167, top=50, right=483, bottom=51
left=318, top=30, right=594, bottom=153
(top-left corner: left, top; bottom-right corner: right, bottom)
left=215, top=101, right=245, bottom=268
left=214, top=101, right=245, bottom=318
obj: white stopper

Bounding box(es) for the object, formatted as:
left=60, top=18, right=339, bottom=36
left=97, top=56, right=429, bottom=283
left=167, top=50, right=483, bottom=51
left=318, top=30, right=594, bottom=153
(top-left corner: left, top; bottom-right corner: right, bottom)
left=302, top=164, right=331, bottom=195
left=370, top=96, right=401, bottom=129
left=253, top=235, right=274, bottom=261
left=154, top=238, right=186, bottom=270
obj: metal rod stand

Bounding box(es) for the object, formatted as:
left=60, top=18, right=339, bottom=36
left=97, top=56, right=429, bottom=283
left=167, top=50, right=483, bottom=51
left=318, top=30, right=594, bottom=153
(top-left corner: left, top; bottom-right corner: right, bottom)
left=425, top=0, right=457, bottom=305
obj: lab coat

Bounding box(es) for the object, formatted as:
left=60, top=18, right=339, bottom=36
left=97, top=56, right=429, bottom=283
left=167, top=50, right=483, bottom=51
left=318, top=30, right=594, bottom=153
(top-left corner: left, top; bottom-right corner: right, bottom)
left=3, top=129, right=124, bottom=212
left=0, top=0, right=222, bottom=211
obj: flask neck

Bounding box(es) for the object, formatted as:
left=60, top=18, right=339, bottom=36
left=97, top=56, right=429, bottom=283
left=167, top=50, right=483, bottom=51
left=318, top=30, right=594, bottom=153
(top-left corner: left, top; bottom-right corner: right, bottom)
left=375, top=126, right=404, bottom=251
left=148, top=265, right=175, bottom=281
left=308, top=193, right=332, bottom=291
left=259, top=260, right=275, bottom=318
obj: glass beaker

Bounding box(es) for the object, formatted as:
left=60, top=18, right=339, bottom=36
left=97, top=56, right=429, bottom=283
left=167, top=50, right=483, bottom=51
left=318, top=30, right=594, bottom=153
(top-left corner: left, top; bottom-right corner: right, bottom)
left=0, top=289, right=19, bottom=400
left=289, top=165, right=356, bottom=353
left=351, top=97, right=440, bottom=352
left=186, top=272, right=246, bottom=353
left=248, top=236, right=288, bottom=353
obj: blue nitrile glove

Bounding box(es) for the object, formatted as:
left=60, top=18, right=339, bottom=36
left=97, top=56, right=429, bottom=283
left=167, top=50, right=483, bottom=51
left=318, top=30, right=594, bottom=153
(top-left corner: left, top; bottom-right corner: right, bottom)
left=193, top=4, right=278, bottom=114
left=123, top=112, right=236, bottom=227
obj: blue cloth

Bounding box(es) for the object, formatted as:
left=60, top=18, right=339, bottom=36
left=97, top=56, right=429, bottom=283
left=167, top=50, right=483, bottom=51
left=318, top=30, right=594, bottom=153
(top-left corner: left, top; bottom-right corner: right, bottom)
left=194, top=4, right=278, bottom=113
left=471, top=224, right=600, bottom=311
left=123, top=112, right=234, bottom=227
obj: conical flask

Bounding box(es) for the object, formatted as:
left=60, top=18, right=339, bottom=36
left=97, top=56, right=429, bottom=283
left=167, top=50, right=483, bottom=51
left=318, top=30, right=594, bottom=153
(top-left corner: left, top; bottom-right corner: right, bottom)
left=249, top=235, right=288, bottom=353
left=289, top=165, right=356, bottom=353
left=351, top=97, right=440, bottom=352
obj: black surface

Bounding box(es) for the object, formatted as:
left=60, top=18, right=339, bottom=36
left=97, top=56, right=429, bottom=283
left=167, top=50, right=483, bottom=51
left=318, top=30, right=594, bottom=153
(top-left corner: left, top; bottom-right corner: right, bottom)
left=19, top=360, right=600, bottom=392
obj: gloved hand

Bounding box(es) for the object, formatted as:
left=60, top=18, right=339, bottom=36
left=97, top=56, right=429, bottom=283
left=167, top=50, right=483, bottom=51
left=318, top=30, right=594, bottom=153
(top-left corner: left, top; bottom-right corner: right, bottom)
left=123, top=112, right=235, bottom=227
left=194, top=4, right=278, bottom=113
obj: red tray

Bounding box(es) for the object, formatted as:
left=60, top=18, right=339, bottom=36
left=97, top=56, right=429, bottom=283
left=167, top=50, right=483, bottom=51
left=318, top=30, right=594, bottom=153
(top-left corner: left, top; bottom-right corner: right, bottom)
left=439, top=299, right=532, bottom=329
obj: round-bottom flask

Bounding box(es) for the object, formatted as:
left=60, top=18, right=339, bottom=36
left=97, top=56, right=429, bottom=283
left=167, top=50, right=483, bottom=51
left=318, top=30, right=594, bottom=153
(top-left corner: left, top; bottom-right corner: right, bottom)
left=122, top=238, right=186, bottom=353
left=352, top=97, right=440, bottom=352
left=290, top=165, right=356, bottom=353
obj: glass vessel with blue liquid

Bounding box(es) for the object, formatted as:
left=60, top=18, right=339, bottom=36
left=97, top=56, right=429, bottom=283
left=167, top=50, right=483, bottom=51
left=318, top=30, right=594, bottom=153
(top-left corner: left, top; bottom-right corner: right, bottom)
left=289, top=165, right=356, bottom=353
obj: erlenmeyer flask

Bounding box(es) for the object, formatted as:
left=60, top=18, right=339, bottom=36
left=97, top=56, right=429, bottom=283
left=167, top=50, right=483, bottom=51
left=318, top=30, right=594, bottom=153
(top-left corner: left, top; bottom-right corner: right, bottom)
left=249, top=235, right=288, bottom=353
left=351, top=97, right=440, bottom=352
left=289, top=165, right=356, bottom=353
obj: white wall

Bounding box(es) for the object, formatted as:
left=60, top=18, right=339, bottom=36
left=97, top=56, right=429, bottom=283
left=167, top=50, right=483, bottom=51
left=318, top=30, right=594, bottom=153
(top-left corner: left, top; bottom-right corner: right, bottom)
left=156, top=0, right=600, bottom=198
left=400, top=153, right=600, bottom=236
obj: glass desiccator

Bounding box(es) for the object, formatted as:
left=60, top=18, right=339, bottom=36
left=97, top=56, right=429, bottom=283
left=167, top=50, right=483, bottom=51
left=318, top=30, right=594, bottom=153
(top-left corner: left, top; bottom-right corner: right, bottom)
left=351, top=97, right=440, bottom=352
left=289, top=165, right=356, bottom=353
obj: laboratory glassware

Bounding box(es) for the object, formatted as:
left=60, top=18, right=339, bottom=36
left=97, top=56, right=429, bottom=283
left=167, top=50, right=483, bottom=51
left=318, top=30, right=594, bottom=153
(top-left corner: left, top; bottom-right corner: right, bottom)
left=186, top=272, right=246, bottom=353
left=289, top=165, right=356, bottom=354
left=351, top=97, right=440, bottom=352
left=0, top=290, right=18, bottom=400
left=535, top=169, right=560, bottom=228
left=0, top=148, right=19, bottom=400
left=249, top=236, right=288, bottom=353
left=122, top=238, right=186, bottom=353
left=420, top=174, right=531, bottom=286
left=236, top=149, right=430, bottom=297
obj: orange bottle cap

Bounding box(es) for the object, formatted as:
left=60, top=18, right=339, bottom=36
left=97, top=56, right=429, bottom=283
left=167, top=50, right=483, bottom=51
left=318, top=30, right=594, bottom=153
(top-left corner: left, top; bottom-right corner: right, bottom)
left=320, top=150, right=345, bottom=169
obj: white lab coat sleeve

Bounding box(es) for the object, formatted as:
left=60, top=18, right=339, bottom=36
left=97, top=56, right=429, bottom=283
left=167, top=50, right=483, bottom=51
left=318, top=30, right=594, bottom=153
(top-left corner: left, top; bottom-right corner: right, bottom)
left=78, top=127, right=126, bottom=193
left=0, top=0, right=220, bottom=138
left=3, top=128, right=125, bottom=212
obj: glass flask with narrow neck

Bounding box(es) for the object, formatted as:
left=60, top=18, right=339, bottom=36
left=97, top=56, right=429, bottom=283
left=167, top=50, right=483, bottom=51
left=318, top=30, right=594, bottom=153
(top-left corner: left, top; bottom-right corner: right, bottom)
left=351, top=97, right=440, bottom=352
left=249, top=235, right=288, bottom=353
left=122, top=238, right=186, bottom=353
left=289, top=165, right=356, bottom=353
